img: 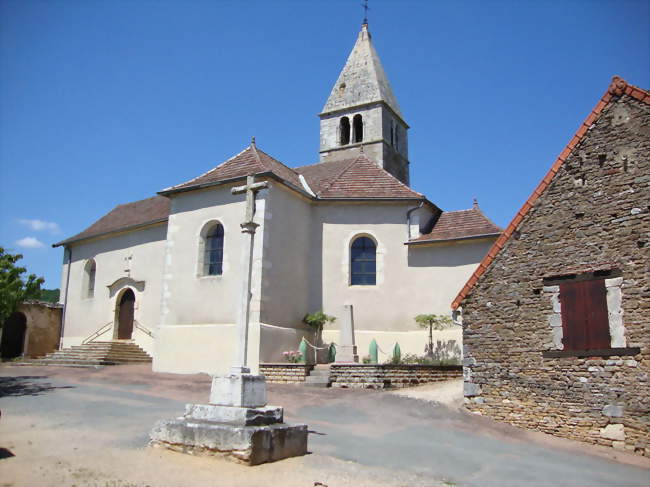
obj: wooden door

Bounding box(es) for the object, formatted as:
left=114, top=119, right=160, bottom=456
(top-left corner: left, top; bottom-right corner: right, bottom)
left=117, top=289, right=135, bottom=339
left=559, top=279, right=609, bottom=350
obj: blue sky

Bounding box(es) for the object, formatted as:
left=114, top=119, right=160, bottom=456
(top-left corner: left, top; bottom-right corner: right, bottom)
left=1, top=0, right=648, bottom=288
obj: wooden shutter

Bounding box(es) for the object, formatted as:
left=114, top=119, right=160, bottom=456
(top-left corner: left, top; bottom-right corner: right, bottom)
left=559, top=279, right=610, bottom=350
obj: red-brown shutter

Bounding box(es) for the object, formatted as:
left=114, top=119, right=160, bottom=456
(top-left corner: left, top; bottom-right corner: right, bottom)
left=583, top=279, right=610, bottom=349
left=559, top=279, right=610, bottom=350
left=560, top=281, right=580, bottom=350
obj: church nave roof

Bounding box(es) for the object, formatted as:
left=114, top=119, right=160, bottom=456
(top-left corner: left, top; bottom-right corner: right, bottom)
left=53, top=195, right=170, bottom=247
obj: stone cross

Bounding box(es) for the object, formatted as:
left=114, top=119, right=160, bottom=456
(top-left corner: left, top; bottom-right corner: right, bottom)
left=230, top=174, right=268, bottom=371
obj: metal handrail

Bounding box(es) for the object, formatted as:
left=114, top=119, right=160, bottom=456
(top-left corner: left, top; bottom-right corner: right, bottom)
left=82, top=321, right=113, bottom=344
left=134, top=320, right=154, bottom=339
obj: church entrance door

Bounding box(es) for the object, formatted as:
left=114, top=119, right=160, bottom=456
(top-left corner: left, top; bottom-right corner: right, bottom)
left=117, top=289, right=135, bottom=339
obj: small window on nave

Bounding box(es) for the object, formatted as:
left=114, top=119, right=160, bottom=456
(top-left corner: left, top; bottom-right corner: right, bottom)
left=84, top=259, right=96, bottom=298
left=350, top=236, right=376, bottom=285
left=340, top=117, right=351, bottom=145
left=204, top=223, right=224, bottom=276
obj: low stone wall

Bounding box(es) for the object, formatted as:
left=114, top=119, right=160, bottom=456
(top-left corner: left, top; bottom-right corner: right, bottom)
left=330, top=364, right=462, bottom=389
left=260, top=363, right=314, bottom=383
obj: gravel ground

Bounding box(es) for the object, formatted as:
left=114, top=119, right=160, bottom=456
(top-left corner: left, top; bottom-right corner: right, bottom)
left=1, top=364, right=648, bottom=487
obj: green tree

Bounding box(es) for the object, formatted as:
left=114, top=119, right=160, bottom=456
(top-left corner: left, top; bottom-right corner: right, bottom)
left=415, top=314, right=453, bottom=357
left=303, top=310, right=336, bottom=340
left=0, top=247, right=44, bottom=326
left=39, top=288, right=60, bottom=303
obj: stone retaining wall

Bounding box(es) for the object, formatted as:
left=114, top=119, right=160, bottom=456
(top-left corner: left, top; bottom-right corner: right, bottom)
left=259, top=363, right=314, bottom=383
left=330, top=364, right=462, bottom=389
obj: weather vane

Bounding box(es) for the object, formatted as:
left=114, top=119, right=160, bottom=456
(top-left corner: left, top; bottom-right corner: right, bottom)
left=362, top=0, right=369, bottom=24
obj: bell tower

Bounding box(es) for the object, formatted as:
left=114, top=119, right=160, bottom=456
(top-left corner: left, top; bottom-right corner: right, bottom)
left=319, top=23, right=410, bottom=185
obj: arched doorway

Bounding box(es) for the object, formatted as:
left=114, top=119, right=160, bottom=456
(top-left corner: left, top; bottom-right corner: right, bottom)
left=1, top=312, right=27, bottom=359
left=117, top=289, right=135, bottom=339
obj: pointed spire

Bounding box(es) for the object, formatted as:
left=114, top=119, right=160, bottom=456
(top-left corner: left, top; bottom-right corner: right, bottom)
left=321, top=24, right=403, bottom=121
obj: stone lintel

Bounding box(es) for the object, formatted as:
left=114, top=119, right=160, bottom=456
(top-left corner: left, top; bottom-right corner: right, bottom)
left=184, top=403, right=283, bottom=426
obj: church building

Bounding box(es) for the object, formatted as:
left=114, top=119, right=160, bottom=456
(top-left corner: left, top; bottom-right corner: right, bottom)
left=54, top=24, right=501, bottom=374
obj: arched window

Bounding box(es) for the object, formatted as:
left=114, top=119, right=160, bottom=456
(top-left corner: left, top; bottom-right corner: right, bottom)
left=339, top=117, right=350, bottom=145
left=204, top=223, right=224, bottom=276
left=353, top=114, right=363, bottom=143
left=350, top=236, right=376, bottom=285
left=84, top=259, right=96, bottom=298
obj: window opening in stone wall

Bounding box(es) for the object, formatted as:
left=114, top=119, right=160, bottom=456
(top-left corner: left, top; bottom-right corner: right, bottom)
left=353, top=114, right=363, bottom=143
left=558, top=278, right=610, bottom=350
left=390, top=124, right=394, bottom=146
left=204, top=223, right=224, bottom=276
left=350, top=236, right=376, bottom=285
left=85, top=259, right=96, bottom=298
left=339, top=117, right=350, bottom=145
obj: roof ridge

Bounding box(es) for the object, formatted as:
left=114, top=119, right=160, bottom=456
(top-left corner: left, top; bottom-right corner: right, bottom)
left=255, top=146, right=301, bottom=178
left=317, top=155, right=363, bottom=195
left=161, top=146, right=252, bottom=192
left=451, top=76, right=649, bottom=310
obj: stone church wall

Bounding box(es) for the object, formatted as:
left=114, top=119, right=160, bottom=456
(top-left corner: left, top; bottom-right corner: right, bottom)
left=154, top=184, right=264, bottom=375
left=316, top=202, right=492, bottom=358
left=60, top=223, right=167, bottom=356
left=461, top=94, right=650, bottom=455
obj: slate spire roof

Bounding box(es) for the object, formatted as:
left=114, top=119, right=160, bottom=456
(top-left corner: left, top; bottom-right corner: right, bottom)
left=321, top=23, right=403, bottom=121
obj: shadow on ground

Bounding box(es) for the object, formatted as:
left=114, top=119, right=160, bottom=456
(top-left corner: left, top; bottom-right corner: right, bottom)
left=0, top=448, right=15, bottom=459
left=0, top=376, right=74, bottom=397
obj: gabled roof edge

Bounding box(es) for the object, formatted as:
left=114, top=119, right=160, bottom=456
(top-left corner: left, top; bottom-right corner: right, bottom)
left=451, top=76, right=650, bottom=310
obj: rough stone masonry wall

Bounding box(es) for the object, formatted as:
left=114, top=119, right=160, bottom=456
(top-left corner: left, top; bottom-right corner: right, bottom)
left=330, top=364, right=462, bottom=389
left=260, top=364, right=314, bottom=383
left=462, top=94, right=650, bottom=456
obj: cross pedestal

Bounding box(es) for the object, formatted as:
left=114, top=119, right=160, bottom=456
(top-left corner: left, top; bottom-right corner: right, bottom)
left=150, top=173, right=308, bottom=465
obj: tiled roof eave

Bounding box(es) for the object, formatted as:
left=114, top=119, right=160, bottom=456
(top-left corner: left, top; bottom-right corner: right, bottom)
left=53, top=218, right=168, bottom=248
left=450, top=76, right=650, bottom=310
left=405, top=232, right=502, bottom=246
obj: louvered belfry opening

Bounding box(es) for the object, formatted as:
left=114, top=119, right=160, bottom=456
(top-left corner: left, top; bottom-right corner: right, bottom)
left=339, top=117, right=350, bottom=145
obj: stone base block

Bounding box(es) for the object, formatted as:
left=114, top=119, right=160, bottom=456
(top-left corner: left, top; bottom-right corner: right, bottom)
left=210, top=372, right=267, bottom=408
left=184, top=403, right=283, bottom=426
left=335, top=345, right=358, bottom=363
left=150, top=417, right=308, bottom=465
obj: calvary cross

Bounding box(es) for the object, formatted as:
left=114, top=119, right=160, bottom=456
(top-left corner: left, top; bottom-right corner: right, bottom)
left=230, top=174, right=269, bottom=370
left=232, top=174, right=269, bottom=226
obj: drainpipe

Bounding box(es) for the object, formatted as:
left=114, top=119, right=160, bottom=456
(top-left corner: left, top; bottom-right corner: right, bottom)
left=406, top=201, right=424, bottom=240
left=59, top=246, right=72, bottom=350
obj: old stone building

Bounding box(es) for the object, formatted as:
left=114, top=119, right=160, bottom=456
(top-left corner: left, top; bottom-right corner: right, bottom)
left=453, top=77, right=649, bottom=455
left=0, top=301, right=63, bottom=360
left=53, top=23, right=501, bottom=374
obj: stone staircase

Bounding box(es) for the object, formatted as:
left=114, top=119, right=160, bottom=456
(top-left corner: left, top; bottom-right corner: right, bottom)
left=303, top=364, right=332, bottom=387
left=21, top=340, right=152, bottom=367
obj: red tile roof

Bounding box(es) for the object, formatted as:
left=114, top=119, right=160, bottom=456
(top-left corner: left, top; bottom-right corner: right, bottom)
left=296, top=154, right=424, bottom=200
left=53, top=196, right=170, bottom=247
left=409, top=205, right=501, bottom=244
left=451, top=76, right=650, bottom=310
left=161, top=143, right=303, bottom=194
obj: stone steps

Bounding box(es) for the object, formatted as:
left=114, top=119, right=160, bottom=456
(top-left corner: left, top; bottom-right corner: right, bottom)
left=22, top=340, right=152, bottom=367
left=303, top=365, right=332, bottom=388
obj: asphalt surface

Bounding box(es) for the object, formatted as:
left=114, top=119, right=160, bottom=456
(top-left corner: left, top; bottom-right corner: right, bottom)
left=0, top=364, right=648, bottom=487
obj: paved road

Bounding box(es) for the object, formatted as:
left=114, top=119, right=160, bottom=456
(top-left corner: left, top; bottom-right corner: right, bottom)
left=0, top=364, right=648, bottom=487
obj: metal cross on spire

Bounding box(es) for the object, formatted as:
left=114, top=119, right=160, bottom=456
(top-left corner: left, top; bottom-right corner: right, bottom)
left=362, top=0, right=369, bottom=24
